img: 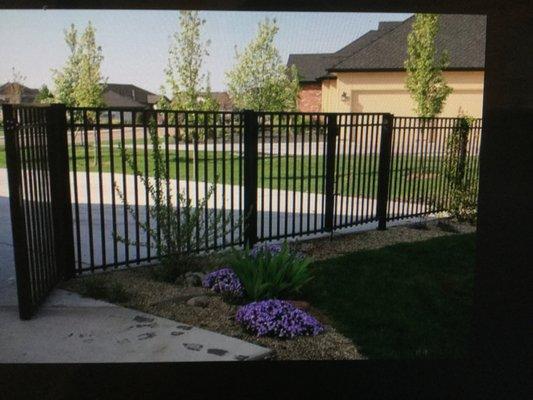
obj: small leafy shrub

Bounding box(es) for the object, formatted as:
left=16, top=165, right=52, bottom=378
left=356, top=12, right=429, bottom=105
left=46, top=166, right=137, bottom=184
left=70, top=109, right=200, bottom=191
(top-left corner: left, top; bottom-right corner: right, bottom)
left=78, top=276, right=108, bottom=300
left=202, top=268, right=244, bottom=299
left=229, top=242, right=312, bottom=301
left=235, top=299, right=324, bottom=338
left=443, top=116, right=478, bottom=224
left=115, top=114, right=239, bottom=282
left=78, top=276, right=130, bottom=303
left=107, top=282, right=131, bottom=303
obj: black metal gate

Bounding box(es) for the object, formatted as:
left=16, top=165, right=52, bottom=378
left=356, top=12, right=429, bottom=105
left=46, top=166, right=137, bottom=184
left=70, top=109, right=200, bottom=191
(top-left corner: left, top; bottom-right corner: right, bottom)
left=2, top=104, right=75, bottom=319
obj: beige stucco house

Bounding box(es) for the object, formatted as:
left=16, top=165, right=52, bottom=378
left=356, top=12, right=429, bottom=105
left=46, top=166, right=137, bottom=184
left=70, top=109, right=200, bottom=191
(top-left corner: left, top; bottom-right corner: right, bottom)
left=288, top=14, right=486, bottom=118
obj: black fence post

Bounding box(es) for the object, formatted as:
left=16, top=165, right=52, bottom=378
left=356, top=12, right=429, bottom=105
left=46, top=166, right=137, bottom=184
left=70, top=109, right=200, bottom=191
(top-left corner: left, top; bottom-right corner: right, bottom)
left=46, top=104, right=76, bottom=280
left=324, top=113, right=338, bottom=232
left=376, top=113, right=394, bottom=230
left=243, top=109, right=258, bottom=247
left=457, top=118, right=469, bottom=185
left=3, top=104, right=32, bottom=319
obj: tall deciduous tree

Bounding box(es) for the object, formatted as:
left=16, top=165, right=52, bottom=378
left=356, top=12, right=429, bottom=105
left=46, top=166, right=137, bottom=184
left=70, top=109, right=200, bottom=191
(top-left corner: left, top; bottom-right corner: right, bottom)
left=226, top=18, right=299, bottom=111
left=52, top=24, right=80, bottom=107
left=405, top=14, right=452, bottom=117
left=73, top=22, right=106, bottom=108
left=52, top=22, right=106, bottom=108
left=159, top=11, right=217, bottom=111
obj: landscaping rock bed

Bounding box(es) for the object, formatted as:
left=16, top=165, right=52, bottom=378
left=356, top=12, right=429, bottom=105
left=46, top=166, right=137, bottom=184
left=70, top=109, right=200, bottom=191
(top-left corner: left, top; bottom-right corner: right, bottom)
left=61, top=218, right=474, bottom=360
left=61, top=268, right=363, bottom=360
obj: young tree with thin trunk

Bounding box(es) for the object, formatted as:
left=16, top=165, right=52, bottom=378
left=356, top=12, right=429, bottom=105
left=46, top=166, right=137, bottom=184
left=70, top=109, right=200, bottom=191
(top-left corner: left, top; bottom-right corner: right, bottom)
left=73, top=22, right=106, bottom=108
left=158, top=9, right=218, bottom=184
left=52, top=24, right=80, bottom=107
left=405, top=14, right=452, bottom=118
left=53, top=22, right=106, bottom=164
left=226, top=18, right=299, bottom=111
left=405, top=13, right=453, bottom=185
left=159, top=10, right=217, bottom=112
left=53, top=22, right=106, bottom=108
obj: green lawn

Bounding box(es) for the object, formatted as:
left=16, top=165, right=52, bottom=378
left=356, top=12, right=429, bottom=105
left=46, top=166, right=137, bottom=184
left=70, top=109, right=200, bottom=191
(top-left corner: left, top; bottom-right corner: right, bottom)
left=304, top=233, right=475, bottom=359
left=0, top=143, right=478, bottom=201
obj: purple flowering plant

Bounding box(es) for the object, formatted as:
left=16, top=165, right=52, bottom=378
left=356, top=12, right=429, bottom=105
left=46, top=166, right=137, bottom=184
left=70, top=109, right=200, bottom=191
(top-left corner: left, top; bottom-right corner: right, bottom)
left=235, top=299, right=324, bottom=338
left=202, top=267, right=245, bottom=299
left=228, top=242, right=313, bottom=301
left=250, top=243, right=283, bottom=258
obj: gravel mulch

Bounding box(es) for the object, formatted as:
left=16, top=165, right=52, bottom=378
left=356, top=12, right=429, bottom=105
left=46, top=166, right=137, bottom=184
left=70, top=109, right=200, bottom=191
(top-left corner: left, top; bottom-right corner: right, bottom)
left=60, top=217, right=475, bottom=361
left=290, top=218, right=476, bottom=261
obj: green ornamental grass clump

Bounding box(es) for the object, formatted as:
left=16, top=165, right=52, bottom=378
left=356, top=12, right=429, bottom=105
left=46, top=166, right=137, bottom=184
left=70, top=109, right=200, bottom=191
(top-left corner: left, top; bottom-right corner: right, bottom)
left=228, top=242, right=313, bottom=301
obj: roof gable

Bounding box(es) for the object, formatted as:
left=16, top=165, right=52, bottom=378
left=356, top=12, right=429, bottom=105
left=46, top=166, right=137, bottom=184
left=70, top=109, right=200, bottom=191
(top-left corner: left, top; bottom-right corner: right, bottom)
left=287, top=53, right=337, bottom=83
left=103, top=89, right=147, bottom=108
left=287, top=19, right=414, bottom=82
left=103, top=83, right=157, bottom=105
left=331, top=14, right=486, bottom=71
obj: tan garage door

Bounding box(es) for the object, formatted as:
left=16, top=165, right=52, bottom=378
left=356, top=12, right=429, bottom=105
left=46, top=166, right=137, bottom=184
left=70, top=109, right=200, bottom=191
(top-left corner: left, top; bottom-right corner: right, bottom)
left=350, top=89, right=483, bottom=117
left=351, top=90, right=414, bottom=115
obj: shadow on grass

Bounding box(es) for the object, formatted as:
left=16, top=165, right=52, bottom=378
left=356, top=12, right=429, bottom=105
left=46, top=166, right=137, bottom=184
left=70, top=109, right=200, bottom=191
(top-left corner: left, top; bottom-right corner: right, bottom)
left=304, top=233, right=475, bottom=359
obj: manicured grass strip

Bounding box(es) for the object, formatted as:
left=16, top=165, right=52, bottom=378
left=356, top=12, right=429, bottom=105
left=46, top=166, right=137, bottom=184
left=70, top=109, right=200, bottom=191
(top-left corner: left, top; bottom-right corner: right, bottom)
left=0, top=144, right=478, bottom=200
left=304, top=233, right=475, bottom=359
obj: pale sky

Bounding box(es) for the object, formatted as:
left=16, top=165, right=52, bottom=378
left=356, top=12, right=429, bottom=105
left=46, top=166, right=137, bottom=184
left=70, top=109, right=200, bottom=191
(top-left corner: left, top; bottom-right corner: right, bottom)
left=0, top=10, right=412, bottom=94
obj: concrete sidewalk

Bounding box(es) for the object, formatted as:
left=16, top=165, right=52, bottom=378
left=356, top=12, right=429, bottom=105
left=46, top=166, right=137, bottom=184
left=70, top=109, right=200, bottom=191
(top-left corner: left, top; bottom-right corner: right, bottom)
left=0, top=186, right=272, bottom=362
left=0, top=290, right=272, bottom=363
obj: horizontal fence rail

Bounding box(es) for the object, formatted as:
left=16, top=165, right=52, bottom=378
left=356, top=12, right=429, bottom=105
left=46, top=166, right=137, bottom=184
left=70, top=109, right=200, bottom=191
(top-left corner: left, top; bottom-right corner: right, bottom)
left=52, top=107, right=481, bottom=273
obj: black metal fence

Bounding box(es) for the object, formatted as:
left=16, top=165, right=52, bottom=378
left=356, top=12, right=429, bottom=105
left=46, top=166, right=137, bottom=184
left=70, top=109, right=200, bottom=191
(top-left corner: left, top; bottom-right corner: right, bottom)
left=2, top=105, right=482, bottom=278
left=2, top=104, right=74, bottom=318
left=60, top=107, right=481, bottom=274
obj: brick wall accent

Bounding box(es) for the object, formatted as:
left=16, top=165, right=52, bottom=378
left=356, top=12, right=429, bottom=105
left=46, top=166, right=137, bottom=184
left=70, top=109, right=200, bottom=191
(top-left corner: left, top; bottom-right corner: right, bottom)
left=297, top=82, right=322, bottom=112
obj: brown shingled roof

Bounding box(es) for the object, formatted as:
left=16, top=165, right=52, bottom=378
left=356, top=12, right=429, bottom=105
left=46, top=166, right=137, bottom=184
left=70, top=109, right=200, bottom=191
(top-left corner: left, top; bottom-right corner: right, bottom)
left=331, top=14, right=486, bottom=71
left=287, top=14, right=486, bottom=83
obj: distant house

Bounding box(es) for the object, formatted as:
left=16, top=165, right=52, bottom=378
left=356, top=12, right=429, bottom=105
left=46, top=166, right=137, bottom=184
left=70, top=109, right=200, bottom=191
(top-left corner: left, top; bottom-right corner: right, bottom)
left=0, top=82, right=39, bottom=104
left=103, top=83, right=163, bottom=109
left=206, top=92, right=233, bottom=111
left=288, top=14, right=486, bottom=117
left=174, top=91, right=234, bottom=111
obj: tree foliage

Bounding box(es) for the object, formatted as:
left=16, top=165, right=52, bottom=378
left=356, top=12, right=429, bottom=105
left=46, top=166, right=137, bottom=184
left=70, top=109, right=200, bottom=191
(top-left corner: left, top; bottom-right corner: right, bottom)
left=52, top=22, right=106, bottom=107
left=36, top=85, right=55, bottom=104
left=159, top=11, right=218, bottom=111
left=226, top=18, right=299, bottom=111
left=405, top=14, right=452, bottom=117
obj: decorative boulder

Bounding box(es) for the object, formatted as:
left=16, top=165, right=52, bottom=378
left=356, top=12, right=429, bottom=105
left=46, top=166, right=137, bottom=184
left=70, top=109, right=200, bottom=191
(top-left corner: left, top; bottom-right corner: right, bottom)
left=183, top=272, right=206, bottom=287
left=186, top=296, right=210, bottom=308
